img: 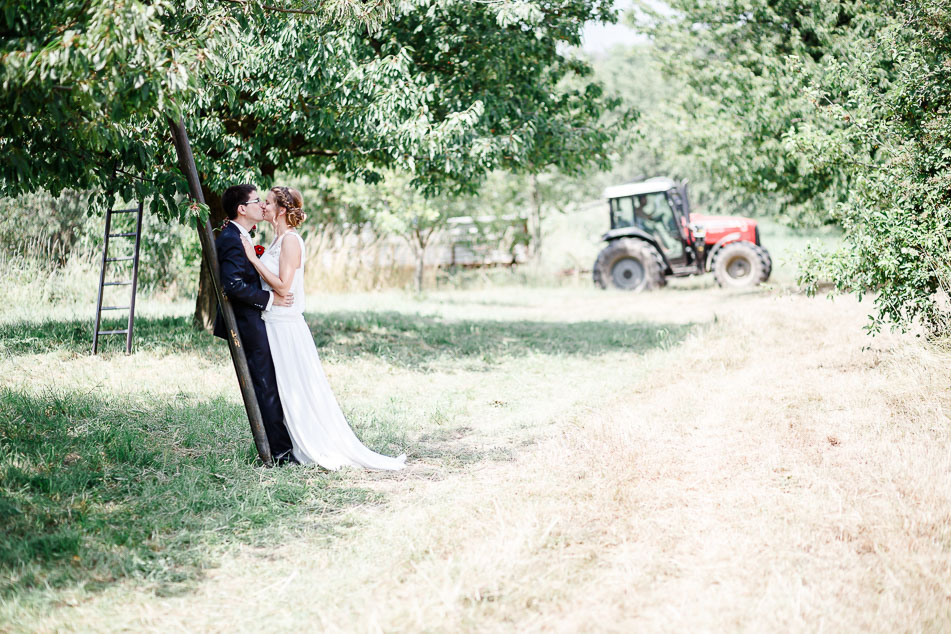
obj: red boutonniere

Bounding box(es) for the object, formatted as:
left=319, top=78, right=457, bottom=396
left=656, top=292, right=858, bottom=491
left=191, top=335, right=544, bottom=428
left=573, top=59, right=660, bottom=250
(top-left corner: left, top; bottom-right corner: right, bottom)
left=249, top=224, right=257, bottom=238
left=254, top=245, right=266, bottom=257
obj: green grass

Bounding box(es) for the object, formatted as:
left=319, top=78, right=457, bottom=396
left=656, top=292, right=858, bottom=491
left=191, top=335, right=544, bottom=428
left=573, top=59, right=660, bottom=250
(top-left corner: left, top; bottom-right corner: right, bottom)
left=0, top=315, right=216, bottom=357
left=0, top=387, right=380, bottom=598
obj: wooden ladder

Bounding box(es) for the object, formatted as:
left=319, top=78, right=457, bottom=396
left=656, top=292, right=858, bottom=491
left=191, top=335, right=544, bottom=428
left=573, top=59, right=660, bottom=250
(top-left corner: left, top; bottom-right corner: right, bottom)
left=93, top=203, right=144, bottom=355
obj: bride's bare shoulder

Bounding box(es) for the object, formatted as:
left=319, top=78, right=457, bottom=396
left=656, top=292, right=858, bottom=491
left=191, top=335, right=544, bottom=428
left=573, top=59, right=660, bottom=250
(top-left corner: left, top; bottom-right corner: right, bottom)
left=278, top=232, right=302, bottom=265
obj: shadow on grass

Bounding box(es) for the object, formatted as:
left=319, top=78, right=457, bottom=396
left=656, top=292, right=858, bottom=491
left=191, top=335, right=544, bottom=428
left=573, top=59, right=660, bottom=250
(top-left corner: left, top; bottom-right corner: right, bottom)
left=308, top=312, right=692, bottom=369
left=413, top=425, right=520, bottom=468
left=0, top=311, right=694, bottom=370
left=0, top=388, right=387, bottom=599
left=0, top=315, right=218, bottom=357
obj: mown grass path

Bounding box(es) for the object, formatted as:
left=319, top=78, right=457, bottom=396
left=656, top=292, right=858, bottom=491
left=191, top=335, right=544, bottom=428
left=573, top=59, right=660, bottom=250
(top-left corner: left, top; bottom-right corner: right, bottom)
left=3, top=285, right=950, bottom=632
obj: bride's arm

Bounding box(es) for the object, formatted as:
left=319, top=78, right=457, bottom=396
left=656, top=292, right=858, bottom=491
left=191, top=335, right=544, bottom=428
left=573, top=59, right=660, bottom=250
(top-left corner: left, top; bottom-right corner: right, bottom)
left=240, top=235, right=300, bottom=295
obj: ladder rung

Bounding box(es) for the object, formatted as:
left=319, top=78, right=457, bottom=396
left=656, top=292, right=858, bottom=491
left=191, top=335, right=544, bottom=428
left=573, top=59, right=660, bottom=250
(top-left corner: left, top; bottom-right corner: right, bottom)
left=103, top=281, right=133, bottom=286
left=108, top=232, right=138, bottom=238
left=100, top=306, right=130, bottom=311
left=106, top=257, right=135, bottom=262
left=97, top=329, right=129, bottom=335
left=110, top=208, right=139, bottom=214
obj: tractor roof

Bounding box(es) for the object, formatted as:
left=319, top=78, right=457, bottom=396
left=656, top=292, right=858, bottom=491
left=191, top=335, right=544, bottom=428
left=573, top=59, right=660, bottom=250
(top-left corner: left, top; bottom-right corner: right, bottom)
left=603, top=177, right=677, bottom=200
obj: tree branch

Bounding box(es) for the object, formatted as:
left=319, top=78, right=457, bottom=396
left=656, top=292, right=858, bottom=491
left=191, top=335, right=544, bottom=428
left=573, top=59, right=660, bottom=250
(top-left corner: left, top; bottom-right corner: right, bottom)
left=216, top=0, right=389, bottom=19
left=217, top=0, right=320, bottom=15
left=294, top=148, right=343, bottom=157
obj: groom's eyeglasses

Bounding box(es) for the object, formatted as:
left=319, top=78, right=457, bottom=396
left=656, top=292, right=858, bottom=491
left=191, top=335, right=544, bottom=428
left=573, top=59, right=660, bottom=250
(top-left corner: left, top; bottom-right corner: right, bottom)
left=242, top=198, right=262, bottom=207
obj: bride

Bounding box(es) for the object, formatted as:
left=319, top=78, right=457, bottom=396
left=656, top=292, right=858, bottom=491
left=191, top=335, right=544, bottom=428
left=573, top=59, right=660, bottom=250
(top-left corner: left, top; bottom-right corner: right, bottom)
left=241, top=186, right=406, bottom=471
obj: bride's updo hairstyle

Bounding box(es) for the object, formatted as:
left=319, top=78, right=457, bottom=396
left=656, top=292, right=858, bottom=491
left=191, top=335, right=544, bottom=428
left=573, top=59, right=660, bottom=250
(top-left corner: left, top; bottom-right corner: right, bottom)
left=271, top=186, right=306, bottom=228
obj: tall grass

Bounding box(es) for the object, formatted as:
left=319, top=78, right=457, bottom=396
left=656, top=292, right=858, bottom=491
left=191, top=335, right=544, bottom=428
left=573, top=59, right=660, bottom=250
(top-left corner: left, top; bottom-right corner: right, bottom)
left=0, top=253, right=100, bottom=321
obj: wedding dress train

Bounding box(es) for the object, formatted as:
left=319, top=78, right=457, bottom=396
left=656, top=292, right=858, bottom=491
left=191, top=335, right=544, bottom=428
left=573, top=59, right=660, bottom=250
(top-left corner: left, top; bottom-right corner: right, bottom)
left=260, top=232, right=406, bottom=471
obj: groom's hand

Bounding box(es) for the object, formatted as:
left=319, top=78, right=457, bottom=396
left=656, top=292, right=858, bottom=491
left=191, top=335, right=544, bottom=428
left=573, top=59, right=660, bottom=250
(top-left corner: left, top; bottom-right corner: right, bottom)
left=273, top=291, right=294, bottom=307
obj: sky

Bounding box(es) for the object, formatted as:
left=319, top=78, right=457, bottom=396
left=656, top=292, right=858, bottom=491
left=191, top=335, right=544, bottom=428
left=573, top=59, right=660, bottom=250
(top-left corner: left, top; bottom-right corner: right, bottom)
left=581, top=0, right=663, bottom=56
left=581, top=3, right=643, bottom=55
left=582, top=22, right=645, bottom=55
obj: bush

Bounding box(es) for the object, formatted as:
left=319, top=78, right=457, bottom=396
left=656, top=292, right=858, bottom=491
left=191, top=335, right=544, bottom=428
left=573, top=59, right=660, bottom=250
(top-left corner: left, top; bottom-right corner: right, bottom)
left=0, top=191, right=201, bottom=299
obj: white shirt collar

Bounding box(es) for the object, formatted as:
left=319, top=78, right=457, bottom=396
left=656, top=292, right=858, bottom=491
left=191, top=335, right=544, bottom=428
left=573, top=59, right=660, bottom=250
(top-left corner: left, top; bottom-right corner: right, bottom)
left=232, top=221, right=252, bottom=239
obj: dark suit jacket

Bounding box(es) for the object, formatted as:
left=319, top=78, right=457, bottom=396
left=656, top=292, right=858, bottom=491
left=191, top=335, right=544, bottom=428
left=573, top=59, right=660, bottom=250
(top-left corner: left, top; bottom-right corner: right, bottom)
left=211, top=222, right=293, bottom=456
left=213, top=222, right=270, bottom=341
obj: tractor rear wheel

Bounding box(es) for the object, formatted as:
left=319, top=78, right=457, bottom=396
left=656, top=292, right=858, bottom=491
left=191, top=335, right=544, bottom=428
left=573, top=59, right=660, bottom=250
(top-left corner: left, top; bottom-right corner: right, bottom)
left=712, top=241, right=768, bottom=288
left=753, top=244, right=772, bottom=281
left=593, top=239, right=666, bottom=291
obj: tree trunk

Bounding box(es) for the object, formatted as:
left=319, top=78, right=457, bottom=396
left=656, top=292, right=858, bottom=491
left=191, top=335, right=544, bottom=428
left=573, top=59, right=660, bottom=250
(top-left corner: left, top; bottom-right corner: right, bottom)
left=529, top=173, right=543, bottom=261
left=414, top=245, right=425, bottom=293
left=193, top=186, right=227, bottom=331
left=412, top=226, right=429, bottom=293
left=168, top=117, right=273, bottom=467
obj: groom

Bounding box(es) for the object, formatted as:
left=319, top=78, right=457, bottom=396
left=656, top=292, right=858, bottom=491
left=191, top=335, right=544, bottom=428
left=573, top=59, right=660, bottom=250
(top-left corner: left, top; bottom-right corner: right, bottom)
left=213, top=184, right=296, bottom=465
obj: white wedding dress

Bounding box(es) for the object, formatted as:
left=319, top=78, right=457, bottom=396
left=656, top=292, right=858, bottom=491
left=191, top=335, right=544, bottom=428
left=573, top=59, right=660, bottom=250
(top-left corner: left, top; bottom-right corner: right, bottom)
left=260, top=231, right=406, bottom=471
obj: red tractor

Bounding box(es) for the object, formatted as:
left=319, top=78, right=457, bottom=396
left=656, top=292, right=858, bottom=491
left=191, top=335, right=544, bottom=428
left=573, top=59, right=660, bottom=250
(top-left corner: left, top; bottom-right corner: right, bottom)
left=592, top=177, right=771, bottom=291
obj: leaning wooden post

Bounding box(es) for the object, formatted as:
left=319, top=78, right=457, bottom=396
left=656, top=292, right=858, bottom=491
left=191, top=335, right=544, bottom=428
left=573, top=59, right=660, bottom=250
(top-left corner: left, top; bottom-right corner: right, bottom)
left=167, top=117, right=274, bottom=467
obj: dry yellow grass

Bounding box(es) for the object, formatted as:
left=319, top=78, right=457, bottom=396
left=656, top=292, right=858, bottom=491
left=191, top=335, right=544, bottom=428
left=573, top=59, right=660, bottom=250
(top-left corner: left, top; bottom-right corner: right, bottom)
left=10, top=286, right=951, bottom=633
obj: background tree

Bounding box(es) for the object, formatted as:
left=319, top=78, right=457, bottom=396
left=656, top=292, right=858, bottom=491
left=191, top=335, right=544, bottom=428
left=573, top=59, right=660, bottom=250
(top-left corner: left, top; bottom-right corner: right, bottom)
left=627, top=0, right=951, bottom=334
left=345, top=172, right=460, bottom=292
left=182, top=0, right=624, bottom=325
left=793, top=0, right=951, bottom=335
left=495, top=168, right=599, bottom=262
left=0, top=190, right=94, bottom=265
left=633, top=0, right=895, bottom=223
left=0, top=189, right=202, bottom=295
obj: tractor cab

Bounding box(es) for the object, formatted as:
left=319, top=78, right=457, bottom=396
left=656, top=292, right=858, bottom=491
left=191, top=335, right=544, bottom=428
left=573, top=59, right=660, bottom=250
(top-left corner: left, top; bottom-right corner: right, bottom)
left=602, top=177, right=695, bottom=274
left=593, top=177, right=772, bottom=291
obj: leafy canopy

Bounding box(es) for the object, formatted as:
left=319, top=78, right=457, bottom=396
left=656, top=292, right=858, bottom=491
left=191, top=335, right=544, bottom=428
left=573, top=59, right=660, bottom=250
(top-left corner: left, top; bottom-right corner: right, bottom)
left=1, top=0, right=622, bottom=221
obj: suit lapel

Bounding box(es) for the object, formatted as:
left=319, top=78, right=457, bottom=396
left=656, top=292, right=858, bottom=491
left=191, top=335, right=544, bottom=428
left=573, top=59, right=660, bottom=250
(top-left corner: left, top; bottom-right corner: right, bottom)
left=232, top=223, right=261, bottom=288
left=223, top=223, right=245, bottom=271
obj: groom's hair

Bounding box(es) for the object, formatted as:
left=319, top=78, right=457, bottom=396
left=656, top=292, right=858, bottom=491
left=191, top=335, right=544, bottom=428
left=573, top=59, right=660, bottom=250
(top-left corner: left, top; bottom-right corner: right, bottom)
left=222, top=184, right=257, bottom=220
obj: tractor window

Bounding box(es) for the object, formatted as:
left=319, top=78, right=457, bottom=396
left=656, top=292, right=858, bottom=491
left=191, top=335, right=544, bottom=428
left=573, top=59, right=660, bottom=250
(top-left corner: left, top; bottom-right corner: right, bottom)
left=611, top=197, right=636, bottom=228
left=612, top=197, right=654, bottom=231
left=611, top=194, right=684, bottom=262
left=638, top=193, right=684, bottom=260
left=608, top=191, right=688, bottom=266
left=638, top=193, right=683, bottom=259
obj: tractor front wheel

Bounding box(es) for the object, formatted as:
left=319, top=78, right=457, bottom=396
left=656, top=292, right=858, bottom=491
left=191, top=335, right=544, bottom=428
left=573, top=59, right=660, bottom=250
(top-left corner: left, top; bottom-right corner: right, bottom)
left=593, top=239, right=666, bottom=291
left=712, top=241, right=769, bottom=288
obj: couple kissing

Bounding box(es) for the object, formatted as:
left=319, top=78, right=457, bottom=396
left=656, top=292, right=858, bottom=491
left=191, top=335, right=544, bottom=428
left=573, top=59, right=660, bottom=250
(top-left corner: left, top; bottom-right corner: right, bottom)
left=213, top=184, right=406, bottom=471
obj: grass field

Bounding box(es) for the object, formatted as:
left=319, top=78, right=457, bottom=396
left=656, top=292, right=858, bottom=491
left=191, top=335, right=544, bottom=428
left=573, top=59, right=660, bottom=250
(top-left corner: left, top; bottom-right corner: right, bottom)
left=2, top=233, right=949, bottom=631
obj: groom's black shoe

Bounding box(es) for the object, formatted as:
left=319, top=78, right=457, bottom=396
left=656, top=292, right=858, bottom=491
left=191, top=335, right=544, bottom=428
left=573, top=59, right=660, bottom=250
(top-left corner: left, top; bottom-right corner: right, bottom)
left=273, top=449, right=299, bottom=466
